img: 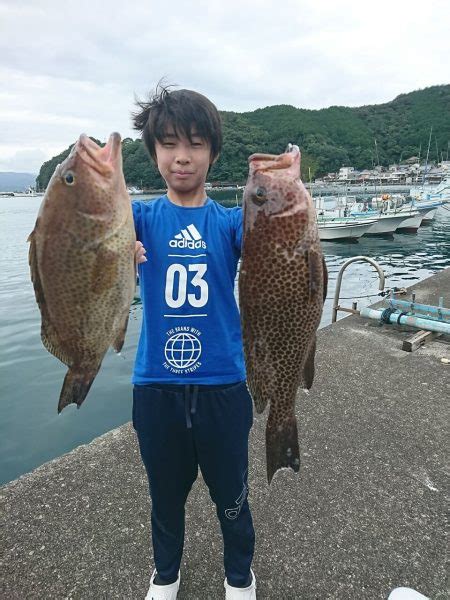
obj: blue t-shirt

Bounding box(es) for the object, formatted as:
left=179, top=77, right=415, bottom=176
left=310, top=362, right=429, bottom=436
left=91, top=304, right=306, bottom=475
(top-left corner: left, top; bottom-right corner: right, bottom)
left=132, top=195, right=245, bottom=384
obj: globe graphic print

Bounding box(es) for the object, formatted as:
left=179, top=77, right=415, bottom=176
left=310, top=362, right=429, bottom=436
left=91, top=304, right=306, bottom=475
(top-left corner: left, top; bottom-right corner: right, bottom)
left=165, top=333, right=202, bottom=369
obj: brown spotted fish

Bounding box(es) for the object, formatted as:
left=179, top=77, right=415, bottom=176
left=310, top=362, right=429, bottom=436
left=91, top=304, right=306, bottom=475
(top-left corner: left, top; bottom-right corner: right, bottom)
left=239, top=144, right=327, bottom=483
left=28, top=133, right=136, bottom=413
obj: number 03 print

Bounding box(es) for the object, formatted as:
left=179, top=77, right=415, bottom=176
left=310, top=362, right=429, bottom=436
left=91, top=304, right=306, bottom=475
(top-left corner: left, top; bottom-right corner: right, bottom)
left=165, top=263, right=208, bottom=308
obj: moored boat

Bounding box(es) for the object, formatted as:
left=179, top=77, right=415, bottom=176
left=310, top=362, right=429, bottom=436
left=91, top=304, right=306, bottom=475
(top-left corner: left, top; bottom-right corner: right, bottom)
left=410, top=200, right=445, bottom=223
left=349, top=212, right=408, bottom=235
left=318, top=218, right=377, bottom=241
left=395, top=209, right=423, bottom=232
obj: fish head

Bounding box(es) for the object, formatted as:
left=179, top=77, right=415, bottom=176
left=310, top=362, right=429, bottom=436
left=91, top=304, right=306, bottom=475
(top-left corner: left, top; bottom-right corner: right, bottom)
left=47, top=132, right=127, bottom=216
left=244, top=144, right=313, bottom=231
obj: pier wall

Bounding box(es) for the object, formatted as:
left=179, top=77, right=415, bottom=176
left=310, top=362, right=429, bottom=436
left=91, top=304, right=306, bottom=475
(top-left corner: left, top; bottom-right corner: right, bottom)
left=1, top=269, right=449, bottom=599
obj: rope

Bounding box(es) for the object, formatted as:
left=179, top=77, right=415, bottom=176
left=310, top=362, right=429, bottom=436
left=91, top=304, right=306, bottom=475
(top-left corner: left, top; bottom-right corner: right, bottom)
left=396, top=311, right=409, bottom=324
left=380, top=307, right=396, bottom=324
left=325, top=287, right=407, bottom=301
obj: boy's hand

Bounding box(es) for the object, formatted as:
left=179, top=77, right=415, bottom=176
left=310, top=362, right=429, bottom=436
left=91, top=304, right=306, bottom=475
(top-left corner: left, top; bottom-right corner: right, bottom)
left=135, top=241, right=147, bottom=264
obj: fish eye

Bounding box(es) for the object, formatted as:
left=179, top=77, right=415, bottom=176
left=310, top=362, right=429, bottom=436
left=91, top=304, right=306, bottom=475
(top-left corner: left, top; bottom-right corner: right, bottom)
left=64, top=171, right=75, bottom=186
left=252, top=186, right=267, bottom=205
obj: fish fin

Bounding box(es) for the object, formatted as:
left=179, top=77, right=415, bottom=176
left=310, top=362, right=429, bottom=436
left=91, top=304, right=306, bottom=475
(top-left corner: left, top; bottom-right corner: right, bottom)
left=112, top=312, right=129, bottom=353
left=58, top=367, right=99, bottom=413
left=245, top=338, right=274, bottom=414
left=90, top=247, right=120, bottom=295
left=248, top=379, right=269, bottom=414
left=307, top=250, right=323, bottom=301
left=266, top=416, right=300, bottom=484
left=303, top=337, right=316, bottom=389
left=322, top=256, right=328, bottom=302
left=28, top=231, right=71, bottom=366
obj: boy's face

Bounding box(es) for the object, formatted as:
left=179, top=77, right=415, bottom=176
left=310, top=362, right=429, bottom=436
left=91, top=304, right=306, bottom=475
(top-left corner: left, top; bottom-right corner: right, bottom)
left=155, top=127, right=217, bottom=203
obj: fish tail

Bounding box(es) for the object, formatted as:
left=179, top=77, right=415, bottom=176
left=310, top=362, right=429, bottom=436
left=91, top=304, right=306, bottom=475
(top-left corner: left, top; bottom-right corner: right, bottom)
left=266, top=416, right=300, bottom=484
left=57, top=367, right=99, bottom=413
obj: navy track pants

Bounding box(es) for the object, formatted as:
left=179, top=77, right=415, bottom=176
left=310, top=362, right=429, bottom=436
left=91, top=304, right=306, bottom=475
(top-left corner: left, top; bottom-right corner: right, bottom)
left=132, top=381, right=255, bottom=587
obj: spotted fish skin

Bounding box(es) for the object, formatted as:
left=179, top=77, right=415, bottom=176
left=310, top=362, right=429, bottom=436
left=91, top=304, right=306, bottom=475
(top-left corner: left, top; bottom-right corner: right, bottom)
left=239, top=145, right=327, bottom=483
left=28, top=133, right=136, bottom=413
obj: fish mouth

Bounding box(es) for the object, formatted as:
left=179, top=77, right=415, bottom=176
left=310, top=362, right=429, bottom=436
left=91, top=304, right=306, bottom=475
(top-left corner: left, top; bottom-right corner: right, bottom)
left=248, top=144, right=300, bottom=177
left=74, top=132, right=121, bottom=177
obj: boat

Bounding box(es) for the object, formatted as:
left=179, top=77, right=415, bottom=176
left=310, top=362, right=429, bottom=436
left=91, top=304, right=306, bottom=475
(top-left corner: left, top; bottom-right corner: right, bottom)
left=410, top=175, right=450, bottom=204
left=418, top=203, right=442, bottom=223
left=11, top=187, right=37, bottom=197
left=317, top=218, right=377, bottom=241
left=347, top=210, right=409, bottom=235
left=395, top=210, right=423, bottom=232
left=321, top=195, right=417, bottom=235
left=349, top=195, right=424, bottom=233
left=127, top=186, right=144, bottom=195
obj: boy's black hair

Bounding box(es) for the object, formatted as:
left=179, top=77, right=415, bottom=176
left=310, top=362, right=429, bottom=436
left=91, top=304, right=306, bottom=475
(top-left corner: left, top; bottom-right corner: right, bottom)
left=132, top=83, right=222, bottom=164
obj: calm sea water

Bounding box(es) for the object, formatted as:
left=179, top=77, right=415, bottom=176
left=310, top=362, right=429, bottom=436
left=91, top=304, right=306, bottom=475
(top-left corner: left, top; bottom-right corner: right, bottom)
left=0, top=194, right=449, bottom=485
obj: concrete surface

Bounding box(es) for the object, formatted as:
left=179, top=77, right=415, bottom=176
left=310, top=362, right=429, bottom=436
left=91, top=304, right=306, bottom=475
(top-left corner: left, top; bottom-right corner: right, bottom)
left=1, top=269, right=449, bottom=599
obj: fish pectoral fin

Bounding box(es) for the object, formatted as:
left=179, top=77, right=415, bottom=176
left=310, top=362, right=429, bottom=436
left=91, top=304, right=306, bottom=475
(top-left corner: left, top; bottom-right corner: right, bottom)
left=322, top=256, right=328, bottom=302
left=91, top=247, right=120, bottom=295
left=28, top=231, right=71, bottom=366
left=266, top=416, right=300, bottom=484
left=58, top=367, right=99, bottom=413
left=251, top=387, right=268, bottom=414
left=112, top=312, right=130, bottom=353
left=307, top=249, right=323, bottom=302
left=303, top=336, right=316, bottom=390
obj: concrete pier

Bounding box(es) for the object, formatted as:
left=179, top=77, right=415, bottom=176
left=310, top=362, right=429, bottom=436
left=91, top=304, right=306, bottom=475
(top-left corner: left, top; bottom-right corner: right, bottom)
left=2, top=269, right=449, bottom=599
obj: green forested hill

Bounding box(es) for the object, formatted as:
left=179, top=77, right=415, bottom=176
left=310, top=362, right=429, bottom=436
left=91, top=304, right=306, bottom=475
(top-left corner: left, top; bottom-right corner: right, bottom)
left=36, top=85, right=449, bottom=189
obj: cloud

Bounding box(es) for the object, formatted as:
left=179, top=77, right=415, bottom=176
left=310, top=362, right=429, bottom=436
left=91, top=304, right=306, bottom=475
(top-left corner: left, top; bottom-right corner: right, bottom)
left=0, top=148, right=47, bottom=173
left=0, top=0, right=448, bottom=171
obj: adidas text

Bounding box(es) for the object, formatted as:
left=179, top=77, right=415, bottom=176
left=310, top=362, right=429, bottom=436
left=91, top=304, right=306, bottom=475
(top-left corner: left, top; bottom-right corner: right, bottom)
left=169, top=239, right=207, bottom=249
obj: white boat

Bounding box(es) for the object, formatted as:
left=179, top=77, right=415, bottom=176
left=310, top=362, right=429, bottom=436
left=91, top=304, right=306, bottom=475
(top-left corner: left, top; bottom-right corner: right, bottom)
left=345, top=211, right=409, bottom=235
left=410, top=175, right=450, bottom=204
left=395, top=209, right=423, bottom=232
left=318, top=218, right=377, bottom=241
left=12, top=187, right=36, bottom=197
left=365, top=213, right=412, bottom=234
left=350, top=195, right=425, bottom=233
left=333, top=196, right=414, bottom=235
left=420, top=206, right=440, bottom=223
left=127, top=186, right=144, bottom=195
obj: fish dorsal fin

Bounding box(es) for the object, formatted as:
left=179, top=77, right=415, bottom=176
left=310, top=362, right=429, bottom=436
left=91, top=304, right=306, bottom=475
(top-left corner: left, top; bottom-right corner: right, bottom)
left=28, top=231, right=72, bottom=367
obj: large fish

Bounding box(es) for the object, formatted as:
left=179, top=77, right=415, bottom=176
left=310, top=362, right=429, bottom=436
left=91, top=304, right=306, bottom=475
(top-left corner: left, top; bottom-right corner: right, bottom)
left=28, top=133, right=136, bottom=413
left=239, top=144, right=327, bottom=483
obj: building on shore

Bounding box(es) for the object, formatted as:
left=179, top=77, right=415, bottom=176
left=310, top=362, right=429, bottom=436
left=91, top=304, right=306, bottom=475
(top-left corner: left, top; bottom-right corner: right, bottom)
left=315, top=161, right=449, bottom=186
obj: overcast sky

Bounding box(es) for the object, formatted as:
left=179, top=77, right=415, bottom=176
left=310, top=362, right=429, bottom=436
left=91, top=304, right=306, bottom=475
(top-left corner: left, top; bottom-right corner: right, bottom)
left=1, top=0, right=448, bottom=173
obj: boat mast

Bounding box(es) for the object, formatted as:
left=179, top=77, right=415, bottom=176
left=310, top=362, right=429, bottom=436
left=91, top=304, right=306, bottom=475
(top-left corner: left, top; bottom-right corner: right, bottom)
left=422, top=126, right=433, bottom=189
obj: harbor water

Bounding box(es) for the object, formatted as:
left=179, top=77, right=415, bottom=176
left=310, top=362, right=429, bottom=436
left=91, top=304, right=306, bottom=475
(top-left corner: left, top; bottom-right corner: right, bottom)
left=0, top=194, right=449, bottom=485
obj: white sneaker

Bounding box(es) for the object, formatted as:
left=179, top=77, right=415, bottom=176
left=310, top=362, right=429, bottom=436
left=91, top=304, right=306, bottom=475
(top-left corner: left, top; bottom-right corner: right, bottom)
left=388, top=588, right=429, bottom=600
left=224, top=569, right=256, bottom=599
left=145, top=569, right=180, bottom=600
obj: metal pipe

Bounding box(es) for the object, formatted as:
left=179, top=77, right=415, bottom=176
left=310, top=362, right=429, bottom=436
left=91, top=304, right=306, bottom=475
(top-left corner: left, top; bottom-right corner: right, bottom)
left=388, top=298, right=450, bottom=320
left=332, top=256, right=385, bottom=323
left=360, top=307, right=450, bottom=335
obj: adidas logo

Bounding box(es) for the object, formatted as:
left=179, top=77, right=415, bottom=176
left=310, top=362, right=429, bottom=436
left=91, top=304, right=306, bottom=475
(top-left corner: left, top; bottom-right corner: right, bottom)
left=169, top=224, right=207, bottom=249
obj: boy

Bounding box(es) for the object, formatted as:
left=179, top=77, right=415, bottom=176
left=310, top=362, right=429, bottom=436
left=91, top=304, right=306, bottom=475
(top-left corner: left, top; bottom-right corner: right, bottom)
left=131, top=85, right=256, bottom=600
